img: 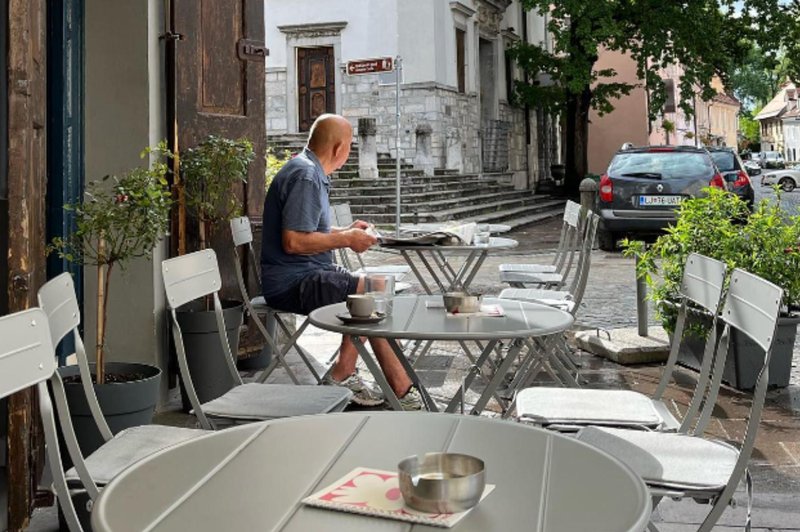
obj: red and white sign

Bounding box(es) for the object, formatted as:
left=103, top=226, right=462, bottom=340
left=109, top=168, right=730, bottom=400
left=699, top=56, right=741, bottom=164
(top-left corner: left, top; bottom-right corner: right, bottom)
left=346, top=57, right=394, bottom=75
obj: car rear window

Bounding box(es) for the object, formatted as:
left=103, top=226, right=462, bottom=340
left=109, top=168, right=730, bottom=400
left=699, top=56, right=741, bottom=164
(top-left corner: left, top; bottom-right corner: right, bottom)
left=608, top=152, right=714, bottom=180
left=710, top=151, right=737, bottom=172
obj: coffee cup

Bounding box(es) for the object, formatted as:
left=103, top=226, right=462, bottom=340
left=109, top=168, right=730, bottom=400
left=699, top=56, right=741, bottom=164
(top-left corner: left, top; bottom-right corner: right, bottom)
left=346, top=294, right=374, bottom=318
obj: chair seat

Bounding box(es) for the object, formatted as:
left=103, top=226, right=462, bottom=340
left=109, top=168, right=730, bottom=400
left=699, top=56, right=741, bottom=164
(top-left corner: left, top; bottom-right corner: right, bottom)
left=356, top=265, right=411, bottom=280
left=576, top=426, right=738, bottom=492
left=200, top=382, right=352, bottom=421
left=66, top=425, right=207, bottom=486
left=499, top=288, right=575, bottom=312
left=499, top=287, right=570, bottom=301
left=500, top=270, right=564, bottom=285
left=499, top=263, right=557, bottom=274
left=517, top=388, right=663, bottom=429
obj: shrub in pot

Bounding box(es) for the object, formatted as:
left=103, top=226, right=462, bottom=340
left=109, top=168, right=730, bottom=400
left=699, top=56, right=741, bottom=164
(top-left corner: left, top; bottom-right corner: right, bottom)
left=177, top=135, right=255, bottom=405
left=623, top=187, right=800, bottom=389
left=48, top=143, right=173, bottom=454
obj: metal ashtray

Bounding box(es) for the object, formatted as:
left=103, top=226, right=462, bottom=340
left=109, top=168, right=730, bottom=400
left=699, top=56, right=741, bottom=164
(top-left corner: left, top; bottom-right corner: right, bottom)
left=443, top=292, right=482, bottom=314
left=398, top=452, right=485, bottom=513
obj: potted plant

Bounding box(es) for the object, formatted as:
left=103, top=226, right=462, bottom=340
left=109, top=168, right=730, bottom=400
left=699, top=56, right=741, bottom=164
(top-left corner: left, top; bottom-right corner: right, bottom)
left=175, top=135, right=256, bottom=405
left=48, top=143, right=173, bottom=454
left=624, top=187, right=800, bottom=390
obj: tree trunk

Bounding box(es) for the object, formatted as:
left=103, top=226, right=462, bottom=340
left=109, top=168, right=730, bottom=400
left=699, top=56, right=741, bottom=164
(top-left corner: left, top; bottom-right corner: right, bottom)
left=564, top=86, right=592, bottom=196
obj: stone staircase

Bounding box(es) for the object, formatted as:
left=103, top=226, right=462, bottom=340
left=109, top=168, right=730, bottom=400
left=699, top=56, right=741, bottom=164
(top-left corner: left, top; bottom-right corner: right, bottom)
left=268, top=134, right=565, bottom=229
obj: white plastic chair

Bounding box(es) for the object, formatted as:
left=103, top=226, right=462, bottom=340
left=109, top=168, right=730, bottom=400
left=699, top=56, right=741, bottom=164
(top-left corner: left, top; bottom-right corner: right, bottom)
left=498, top=200, right=582, bottom=287
left=230, top=216, right=322, bottom=383
left=0, top=308, right=86, bottom=531
left=38, top=273, right=207, bottom=490
left=514, top=253, right=727, bottom=432
left=576, top=269, right=783, bottom=532
left=162, top=249, right=352, bottom=430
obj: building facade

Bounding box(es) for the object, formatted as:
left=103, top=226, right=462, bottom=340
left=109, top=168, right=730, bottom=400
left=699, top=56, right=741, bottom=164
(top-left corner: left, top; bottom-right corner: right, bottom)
left=264, top=0, right=560, bottom=189
left=783, top=105, right=800, bottom=163
left=588, top=52, right=741, bottom=174
left=755, top=82, right=796, bottom=154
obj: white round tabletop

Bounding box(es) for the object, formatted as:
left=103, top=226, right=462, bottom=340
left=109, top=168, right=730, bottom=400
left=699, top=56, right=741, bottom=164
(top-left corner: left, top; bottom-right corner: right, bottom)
left=92, top=413, right=651, bottom=532
left=381, top=236, right=518, bottom=252
left=308, top=295, right=574, bottom=341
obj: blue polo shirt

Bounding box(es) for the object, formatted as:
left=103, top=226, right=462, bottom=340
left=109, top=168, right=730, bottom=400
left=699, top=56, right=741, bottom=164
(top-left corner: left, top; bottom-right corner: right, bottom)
left=260, top=148, right=334, bottom=299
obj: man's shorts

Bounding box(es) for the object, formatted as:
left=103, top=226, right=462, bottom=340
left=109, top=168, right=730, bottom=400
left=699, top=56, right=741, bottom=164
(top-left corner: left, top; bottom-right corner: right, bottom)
left=266, top=265, right=359, bottom=315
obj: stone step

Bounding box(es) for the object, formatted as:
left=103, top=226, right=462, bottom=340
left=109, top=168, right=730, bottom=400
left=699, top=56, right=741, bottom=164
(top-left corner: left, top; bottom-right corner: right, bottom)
left=353, top=190, right=538, bottom=217
left=365, top=197, right=563, bottom=226
left=330, top=178, right=502, bottom=198
left=332, top=173, right=486, bottom=189
left=333, top=183, right=509, bottom=204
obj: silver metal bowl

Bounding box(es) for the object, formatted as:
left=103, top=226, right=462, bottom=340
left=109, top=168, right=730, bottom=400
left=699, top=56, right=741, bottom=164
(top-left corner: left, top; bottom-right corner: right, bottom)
left=397, top=452, right=485, bottom=513
left=442, top=292, right=482, bottom=314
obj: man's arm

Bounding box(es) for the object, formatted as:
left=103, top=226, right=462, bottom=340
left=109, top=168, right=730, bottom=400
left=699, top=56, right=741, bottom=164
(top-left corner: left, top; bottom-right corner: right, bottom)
left=283, top=228, right=376, bottom=255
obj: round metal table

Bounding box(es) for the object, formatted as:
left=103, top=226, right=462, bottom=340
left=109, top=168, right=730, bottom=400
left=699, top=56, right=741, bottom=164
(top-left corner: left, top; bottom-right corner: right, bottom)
left=382, top=237, right=518, bottom=294
left=91, top=413, right=651, bottom=532
left=309, top=295, right=574, bottom=413
left=400, top=222, right=512, bottom=235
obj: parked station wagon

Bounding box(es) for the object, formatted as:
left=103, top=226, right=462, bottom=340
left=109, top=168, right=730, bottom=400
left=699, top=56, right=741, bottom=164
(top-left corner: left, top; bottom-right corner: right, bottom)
left=596, top=145, right=728, bottom=251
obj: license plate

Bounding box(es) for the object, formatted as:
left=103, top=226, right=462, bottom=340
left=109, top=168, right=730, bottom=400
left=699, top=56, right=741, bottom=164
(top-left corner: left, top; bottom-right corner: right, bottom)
left=638, top=195, right=683, bottom=207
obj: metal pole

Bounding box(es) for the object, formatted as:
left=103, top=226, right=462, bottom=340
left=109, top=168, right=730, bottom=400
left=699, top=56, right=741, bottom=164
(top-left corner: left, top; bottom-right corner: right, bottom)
left=635, top=254, right=648, bottom=336
left=395, top=56, right=402, bottom=237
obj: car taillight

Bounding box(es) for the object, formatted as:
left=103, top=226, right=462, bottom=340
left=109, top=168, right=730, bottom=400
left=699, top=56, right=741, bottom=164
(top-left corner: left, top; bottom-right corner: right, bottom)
left=709, top=173, right=725, bottom=189
left=599, top=174, right=613, bottom=202
left=734, top=170, right=750, bottom=188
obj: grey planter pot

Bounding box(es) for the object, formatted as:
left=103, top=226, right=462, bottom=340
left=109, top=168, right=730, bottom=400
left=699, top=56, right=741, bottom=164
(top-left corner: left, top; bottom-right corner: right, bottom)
left=59, top=362, right=161, bottom=457
left=176, top=300, right=243, bottom=412
left=677, top=310, right=799, bottom=390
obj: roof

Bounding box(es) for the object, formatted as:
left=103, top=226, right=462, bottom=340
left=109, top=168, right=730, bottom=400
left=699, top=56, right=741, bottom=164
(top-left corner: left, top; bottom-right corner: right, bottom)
left=755, top=83, right=796, bottom=121
left=782, top=106, right=800, bottom=120
left=712, top=92, right=740, bottom=107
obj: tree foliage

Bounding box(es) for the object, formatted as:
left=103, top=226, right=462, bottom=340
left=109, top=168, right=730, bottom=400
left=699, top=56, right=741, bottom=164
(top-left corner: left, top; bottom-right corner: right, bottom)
left=510, top=0, right=794, bottom=192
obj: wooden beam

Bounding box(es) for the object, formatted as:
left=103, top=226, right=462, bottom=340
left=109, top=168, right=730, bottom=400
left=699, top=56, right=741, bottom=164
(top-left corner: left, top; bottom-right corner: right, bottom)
left=6, top=0, right=47, bottom=529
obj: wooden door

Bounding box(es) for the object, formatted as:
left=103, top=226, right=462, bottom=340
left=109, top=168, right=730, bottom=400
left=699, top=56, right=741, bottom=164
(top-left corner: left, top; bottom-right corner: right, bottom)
left=6, top=0, right=48, bottom=528
left=173, top=0, right=266, bottom=298
left=298, top=47, right=336, bottom=132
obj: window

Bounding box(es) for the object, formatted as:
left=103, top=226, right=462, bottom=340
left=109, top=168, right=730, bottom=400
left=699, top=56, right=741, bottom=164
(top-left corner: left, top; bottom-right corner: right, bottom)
left=456, top=28, right=466, bottom=93
left=505, top=47, right=514, bottom=102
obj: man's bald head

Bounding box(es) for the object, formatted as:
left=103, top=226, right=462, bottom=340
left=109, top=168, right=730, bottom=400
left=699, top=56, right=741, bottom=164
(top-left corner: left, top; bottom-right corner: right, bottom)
left=306, top=114, right=353, bottom=174
left=307, top=114, right=353, bottom=152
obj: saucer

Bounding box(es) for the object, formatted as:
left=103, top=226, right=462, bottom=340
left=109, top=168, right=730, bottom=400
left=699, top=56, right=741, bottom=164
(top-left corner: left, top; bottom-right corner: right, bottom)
left=336, top=312, right=386, bottom=325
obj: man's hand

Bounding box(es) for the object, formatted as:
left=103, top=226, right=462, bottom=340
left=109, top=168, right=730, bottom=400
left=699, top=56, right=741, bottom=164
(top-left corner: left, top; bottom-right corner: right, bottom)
left=344, top=228, right=377, bottom=253
left=349, top=219, right=370, bottom=230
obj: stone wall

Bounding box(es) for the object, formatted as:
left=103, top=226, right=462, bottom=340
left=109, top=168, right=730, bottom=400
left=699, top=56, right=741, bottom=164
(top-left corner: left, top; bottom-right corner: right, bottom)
left=266, top=67, right=289, bottom=134
left=265, top=68, right=534, bottom=181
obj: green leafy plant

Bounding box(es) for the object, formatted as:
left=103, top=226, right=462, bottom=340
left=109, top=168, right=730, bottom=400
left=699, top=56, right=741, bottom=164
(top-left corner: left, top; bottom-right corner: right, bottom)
left=265, top=148, right=290, bottom=192
left=623, top=187, right=800, bottom=333
left=181, top=135, right=255, bottom=250
left=49, top=143, right=173, bottom=383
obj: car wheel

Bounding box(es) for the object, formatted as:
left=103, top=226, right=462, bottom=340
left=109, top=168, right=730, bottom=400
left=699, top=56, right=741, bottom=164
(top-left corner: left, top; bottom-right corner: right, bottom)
left=598, top=228, right=617, bottom=252
left=779, top=177, right=796, bottom=193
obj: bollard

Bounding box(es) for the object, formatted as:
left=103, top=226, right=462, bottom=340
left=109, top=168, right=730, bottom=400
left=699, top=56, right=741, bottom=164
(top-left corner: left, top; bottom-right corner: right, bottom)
left=414, top=123, right=434, bottom=177
left=635, top=254, right=648, bottom=336
left=579, top=177, right=598, bottom=215
left=358, top=117, right=378, bottom=179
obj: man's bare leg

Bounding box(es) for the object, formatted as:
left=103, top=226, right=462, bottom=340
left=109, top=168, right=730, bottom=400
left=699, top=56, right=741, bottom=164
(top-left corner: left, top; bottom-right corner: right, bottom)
left=330, top=336, right=412, bottom=397
left=329, top=276, right=413, bottom=397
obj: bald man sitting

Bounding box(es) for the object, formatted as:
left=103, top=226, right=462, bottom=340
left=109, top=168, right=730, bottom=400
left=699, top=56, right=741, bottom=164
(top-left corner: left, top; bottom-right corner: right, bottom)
left=260, top=114, right=422, bottom=410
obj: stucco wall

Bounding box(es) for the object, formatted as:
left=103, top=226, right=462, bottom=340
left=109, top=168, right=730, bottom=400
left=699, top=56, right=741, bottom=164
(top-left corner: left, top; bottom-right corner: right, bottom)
left=588, top=50, right=649, bottom=174
left=84, top=0, right=169, bottom=403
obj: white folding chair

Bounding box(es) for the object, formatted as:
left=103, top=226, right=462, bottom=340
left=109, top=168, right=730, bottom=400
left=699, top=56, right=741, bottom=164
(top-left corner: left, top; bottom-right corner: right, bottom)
left=162, top=249, right=352, bottom=430
left=577, top=269, right=783, bottom=532
left=38, top=274, right=207, bottom=492
left=499, top=211, right=600, bottom=391
left=514, top=253, right=727, bottom=432
left=0, top=308, right=87, bottom=531
left=498, top=200, right=582, bottom=287
left=230, top=216, right=322, bottom=383
left=330, top=203, right=411, bottom=285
